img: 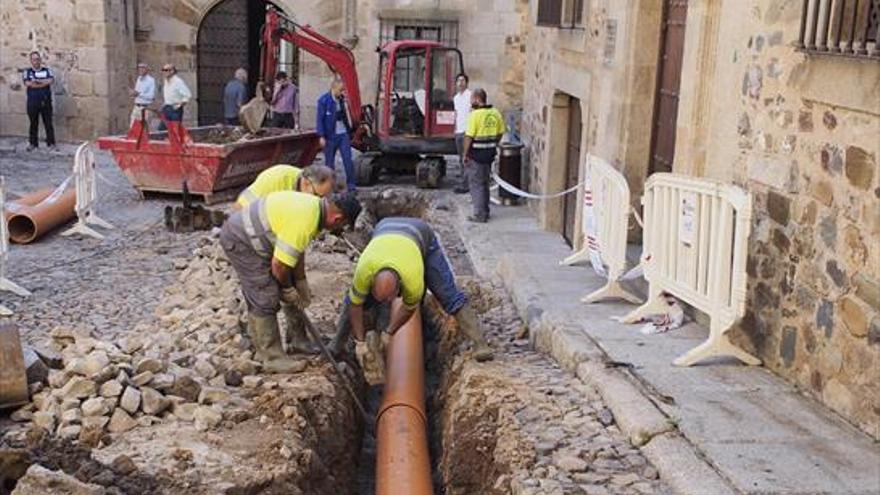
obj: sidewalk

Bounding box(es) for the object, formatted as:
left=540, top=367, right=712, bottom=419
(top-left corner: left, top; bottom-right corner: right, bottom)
left=450, top=199, right=880, bottom=495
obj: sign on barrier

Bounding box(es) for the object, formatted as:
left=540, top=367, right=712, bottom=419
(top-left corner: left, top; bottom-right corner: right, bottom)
left=561, top=154, right=642, bottom=304
left=62, top=142, right=114, bottom=240
left=619, top=173, right=760, bottom=367
left=0, top=177, right=32, bottom=316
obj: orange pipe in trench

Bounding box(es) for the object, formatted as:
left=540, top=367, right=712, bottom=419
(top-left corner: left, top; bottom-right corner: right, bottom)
left=3, top=187, right=77, bottom=244
left=375, top=308, right=434, bottom=495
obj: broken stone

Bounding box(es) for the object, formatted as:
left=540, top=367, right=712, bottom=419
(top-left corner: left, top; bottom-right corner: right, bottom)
left=242, top=376, right=263, bottom=388
left=193, top=406, right=222, bottom=431
left=11, top=409, right=33, bottom=422
left=193, top=359, right=217, bottom=379
left=61, top=408, right=83, bottom=425
left=32, top=346, right=64, bottom=369
left=108, top=409, right=138, bottom=433
left=99, top=380, right=123, bottom=398
left=81, top=397, right=109, bottom=417
left=279, top=445, right=293, bottom=459
left=137, top=415, right=160, bottom=427
left=32, top=411, right=56, bottom=431
left=168, top=375, right=201, bottom=403
left=60, top=398, right=81, bottom=412
left=150, top=373, right=175, bottom=391
left=198, top=387, right=231, bottom=405
left=47, top=370, right=70, bottom=389
left=23, top=349, right=49, bottom=384
left=224, top=370, right=243, bottom=387
left=597, top=408, right=615, bottom=427
left=555, top=454, right=588, bottom=473
left=11, top=464, right=105, bottom=495
left=68, top=351, right=110, bottom=378
left=60, top=377, right=97, bottom=400
left=839, top=296, right=870, bottom=337
left=131, top=371, right=154, bottom=386
left=173, top=403, right=199, bottom=422
left=118, top=337, right=144, bottom=355
left=82, top=415, right=110, bottom=431
left=135, top=358, right=165, bottom=375
left=111, top=455, right=137, bottom=476
left=57, top=424, right=82, bottom=440
left=140, top=387, right=170, bottom=415
left=119, top=387, right=141, bottom=414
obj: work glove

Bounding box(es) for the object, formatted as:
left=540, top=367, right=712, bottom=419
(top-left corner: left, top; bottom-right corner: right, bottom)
left=280, top=285, right=300, bottom=305
left=355, top=331, right=386, bottom=385
left=282, top=278, right=311, bottom=308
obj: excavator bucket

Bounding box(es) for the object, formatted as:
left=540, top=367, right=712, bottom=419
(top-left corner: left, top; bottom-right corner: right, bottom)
left=239, top=82, right=270, bottom=135
left=0, top=324, right=29, bottom=409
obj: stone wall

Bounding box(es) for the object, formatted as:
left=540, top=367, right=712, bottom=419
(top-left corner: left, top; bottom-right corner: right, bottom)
left=671, top=0, right=879, bottom=438
left=0, top=0, right=116, bottom=141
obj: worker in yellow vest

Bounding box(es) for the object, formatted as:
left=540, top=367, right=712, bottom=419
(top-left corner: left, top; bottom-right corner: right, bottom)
left=462, top=88, right=505, bottom=223
left=331, top=217, right=493, bottom=382
left=235, top=164, right=336, bottom=209
left=220, top=191, right=362, bottom=372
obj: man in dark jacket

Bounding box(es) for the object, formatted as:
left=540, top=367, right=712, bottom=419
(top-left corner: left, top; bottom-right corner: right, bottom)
left=316, top=76, right=356, bottom=192
left=23, top=51, right=56, bottom=151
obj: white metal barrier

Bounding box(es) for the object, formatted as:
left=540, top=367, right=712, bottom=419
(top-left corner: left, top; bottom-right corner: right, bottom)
left=0, top=177, right=32, bottom=316
left=561, top=154, right=642, bottom=304
left=62, top=142, right=114, bottom=239
left=620, top=173, right=760, bottom=367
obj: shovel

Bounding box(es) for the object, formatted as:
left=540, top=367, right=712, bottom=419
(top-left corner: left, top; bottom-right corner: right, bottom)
left=0, top=324, right=29, bottom=409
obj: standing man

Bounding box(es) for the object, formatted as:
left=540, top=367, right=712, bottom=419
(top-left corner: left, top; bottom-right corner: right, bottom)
left=159, top=64, right=191, bottom=131
left=452, top=73, right=472, bottom=194
left=220, top=191, right=362, bottom=372
left=129, top=62, right=156, bottom=129
left=23, top=51, right=55, bottom=151
left=462, top=88, right=505, bottom=223
left=271, top=71, right=298, bottom=129
left=316, top=76, right=356, bottom=192
left=223, top=68, right=248, bottom=126
left=330, top=217, right=494, bottom=370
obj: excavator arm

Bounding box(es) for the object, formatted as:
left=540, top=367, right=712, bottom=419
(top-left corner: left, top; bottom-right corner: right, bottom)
left=261, top=8, right=373, bottom=147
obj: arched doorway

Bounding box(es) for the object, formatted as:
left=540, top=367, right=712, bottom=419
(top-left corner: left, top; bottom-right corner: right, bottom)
left=196, top=0, right=298, bottom=125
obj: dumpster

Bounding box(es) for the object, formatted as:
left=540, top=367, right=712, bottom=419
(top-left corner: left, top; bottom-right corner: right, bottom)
left=498, top=141, right=524, bottom=205
left=97, top=119, right=321, bottom=204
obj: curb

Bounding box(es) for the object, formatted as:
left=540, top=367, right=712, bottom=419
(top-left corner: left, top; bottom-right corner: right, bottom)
left=449, top=202, right=738, bottom=495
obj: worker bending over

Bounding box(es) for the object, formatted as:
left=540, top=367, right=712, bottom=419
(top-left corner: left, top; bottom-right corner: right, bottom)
left=331, top=217, right=493, bottom=369
left=235, top=164, right=335, bottom=209
left=220, top=191, right=362, bottom=372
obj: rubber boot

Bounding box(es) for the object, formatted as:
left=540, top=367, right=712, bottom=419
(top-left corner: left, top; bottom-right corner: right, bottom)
left=329, top=309, right=352, bottom=357
left=247, top=313, right=305, bottom=373
left=282, top=304, right=320, bottom=355
left=455, top=303, right=494, bottom=362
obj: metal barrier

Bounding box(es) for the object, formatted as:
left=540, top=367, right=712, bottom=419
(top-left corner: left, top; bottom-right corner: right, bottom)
left=0, top=177, right=32, bottom=316
left=620, top=173, right=760, bottom=366
left=62, top=142, right=114, bottom=239
left=561, top=154, right=642, bottom=304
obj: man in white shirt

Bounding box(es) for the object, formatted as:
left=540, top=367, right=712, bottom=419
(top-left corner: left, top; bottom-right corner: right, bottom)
left=129, top=62, right=156, bottom=130
left=159, top=64, right=192, bottom=131
left=452, top=73, right=472, bottom=194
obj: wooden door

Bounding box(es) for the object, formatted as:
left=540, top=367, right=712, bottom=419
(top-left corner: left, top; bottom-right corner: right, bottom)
left=197, top=0, right=249, bottom=126
left=649, top=0, right=688, bottom=174
left=563, top=98, right=582, bottom=247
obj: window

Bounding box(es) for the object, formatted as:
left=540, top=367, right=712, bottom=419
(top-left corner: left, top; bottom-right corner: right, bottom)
left=537, top=0, right=585, bottom=28
left=379, top=18, right=459, bottom=47
left=797, top=0, right=879, bottom=58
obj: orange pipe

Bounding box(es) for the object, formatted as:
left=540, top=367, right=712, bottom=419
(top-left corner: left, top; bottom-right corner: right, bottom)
left=375, top=308, right=433, bottom=495
left=4, top=187, right=77, bottom=244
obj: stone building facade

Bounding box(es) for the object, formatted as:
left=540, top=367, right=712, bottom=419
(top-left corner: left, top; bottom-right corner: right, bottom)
left=0, top=0, right=526, bottom=141
left=521, top=0, right=879, bottom=438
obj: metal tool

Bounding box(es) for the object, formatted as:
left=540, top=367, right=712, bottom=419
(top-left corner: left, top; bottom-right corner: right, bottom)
left=297, top=307, right=373, bottom=425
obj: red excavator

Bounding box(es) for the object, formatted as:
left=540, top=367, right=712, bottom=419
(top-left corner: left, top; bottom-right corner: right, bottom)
left=260, top=7, right=465, bottom=188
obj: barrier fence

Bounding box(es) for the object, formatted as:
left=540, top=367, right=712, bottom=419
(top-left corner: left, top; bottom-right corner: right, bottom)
left=62, top=142, right=114, bottom=240
left=619, top=173, right=760, bottom=367
left=0, top=177, right=32, bottom=316
left=561, top=154, right=642, bottom=304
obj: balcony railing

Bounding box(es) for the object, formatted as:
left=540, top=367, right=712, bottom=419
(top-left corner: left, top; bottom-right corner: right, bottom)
left=797, top=0, right=879, bottom=59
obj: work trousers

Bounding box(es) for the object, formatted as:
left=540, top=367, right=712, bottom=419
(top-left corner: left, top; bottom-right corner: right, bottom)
left=27, top=98, right=55, bottom=147
left=271, top=112, right=295, bottom=129
left=324, top=132, right=356, bottom=192
left=467, top=158, right=492, bottom=221
left=130, top=105, right=154, bottom=131
left=219, top=213, right=280, bottom=318
left=158, top=105, right=184, bottom=131
left=454, top=133, right=468, bottom=190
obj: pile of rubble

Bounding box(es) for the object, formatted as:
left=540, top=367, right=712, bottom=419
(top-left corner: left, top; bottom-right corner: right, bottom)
left=6, top=237, right=296, bottom=444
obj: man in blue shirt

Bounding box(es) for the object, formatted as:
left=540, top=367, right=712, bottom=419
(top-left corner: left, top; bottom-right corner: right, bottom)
left=223, top=68, right=248, bottom=125
left=23, top=51, right=56, bottom=151
left=316, top=76, right=356, bottom=192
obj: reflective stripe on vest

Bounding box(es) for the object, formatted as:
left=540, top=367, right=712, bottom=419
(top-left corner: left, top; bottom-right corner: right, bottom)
left=373, top=219, right=432, bottom=257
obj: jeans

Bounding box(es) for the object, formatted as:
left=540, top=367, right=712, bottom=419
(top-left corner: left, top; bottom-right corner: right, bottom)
left=467, top=158, right=491, bottom=220
left=324, top=132, right=356, bottom=192
left=454, top=133, right=468, bottom=190
left=271, top=112, right=295, bottom=129
left=159, top=105, right=184, bottom=131
left=424, top=237, right=468, bottom=315
left=27, top=98, right=55, bottom=147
